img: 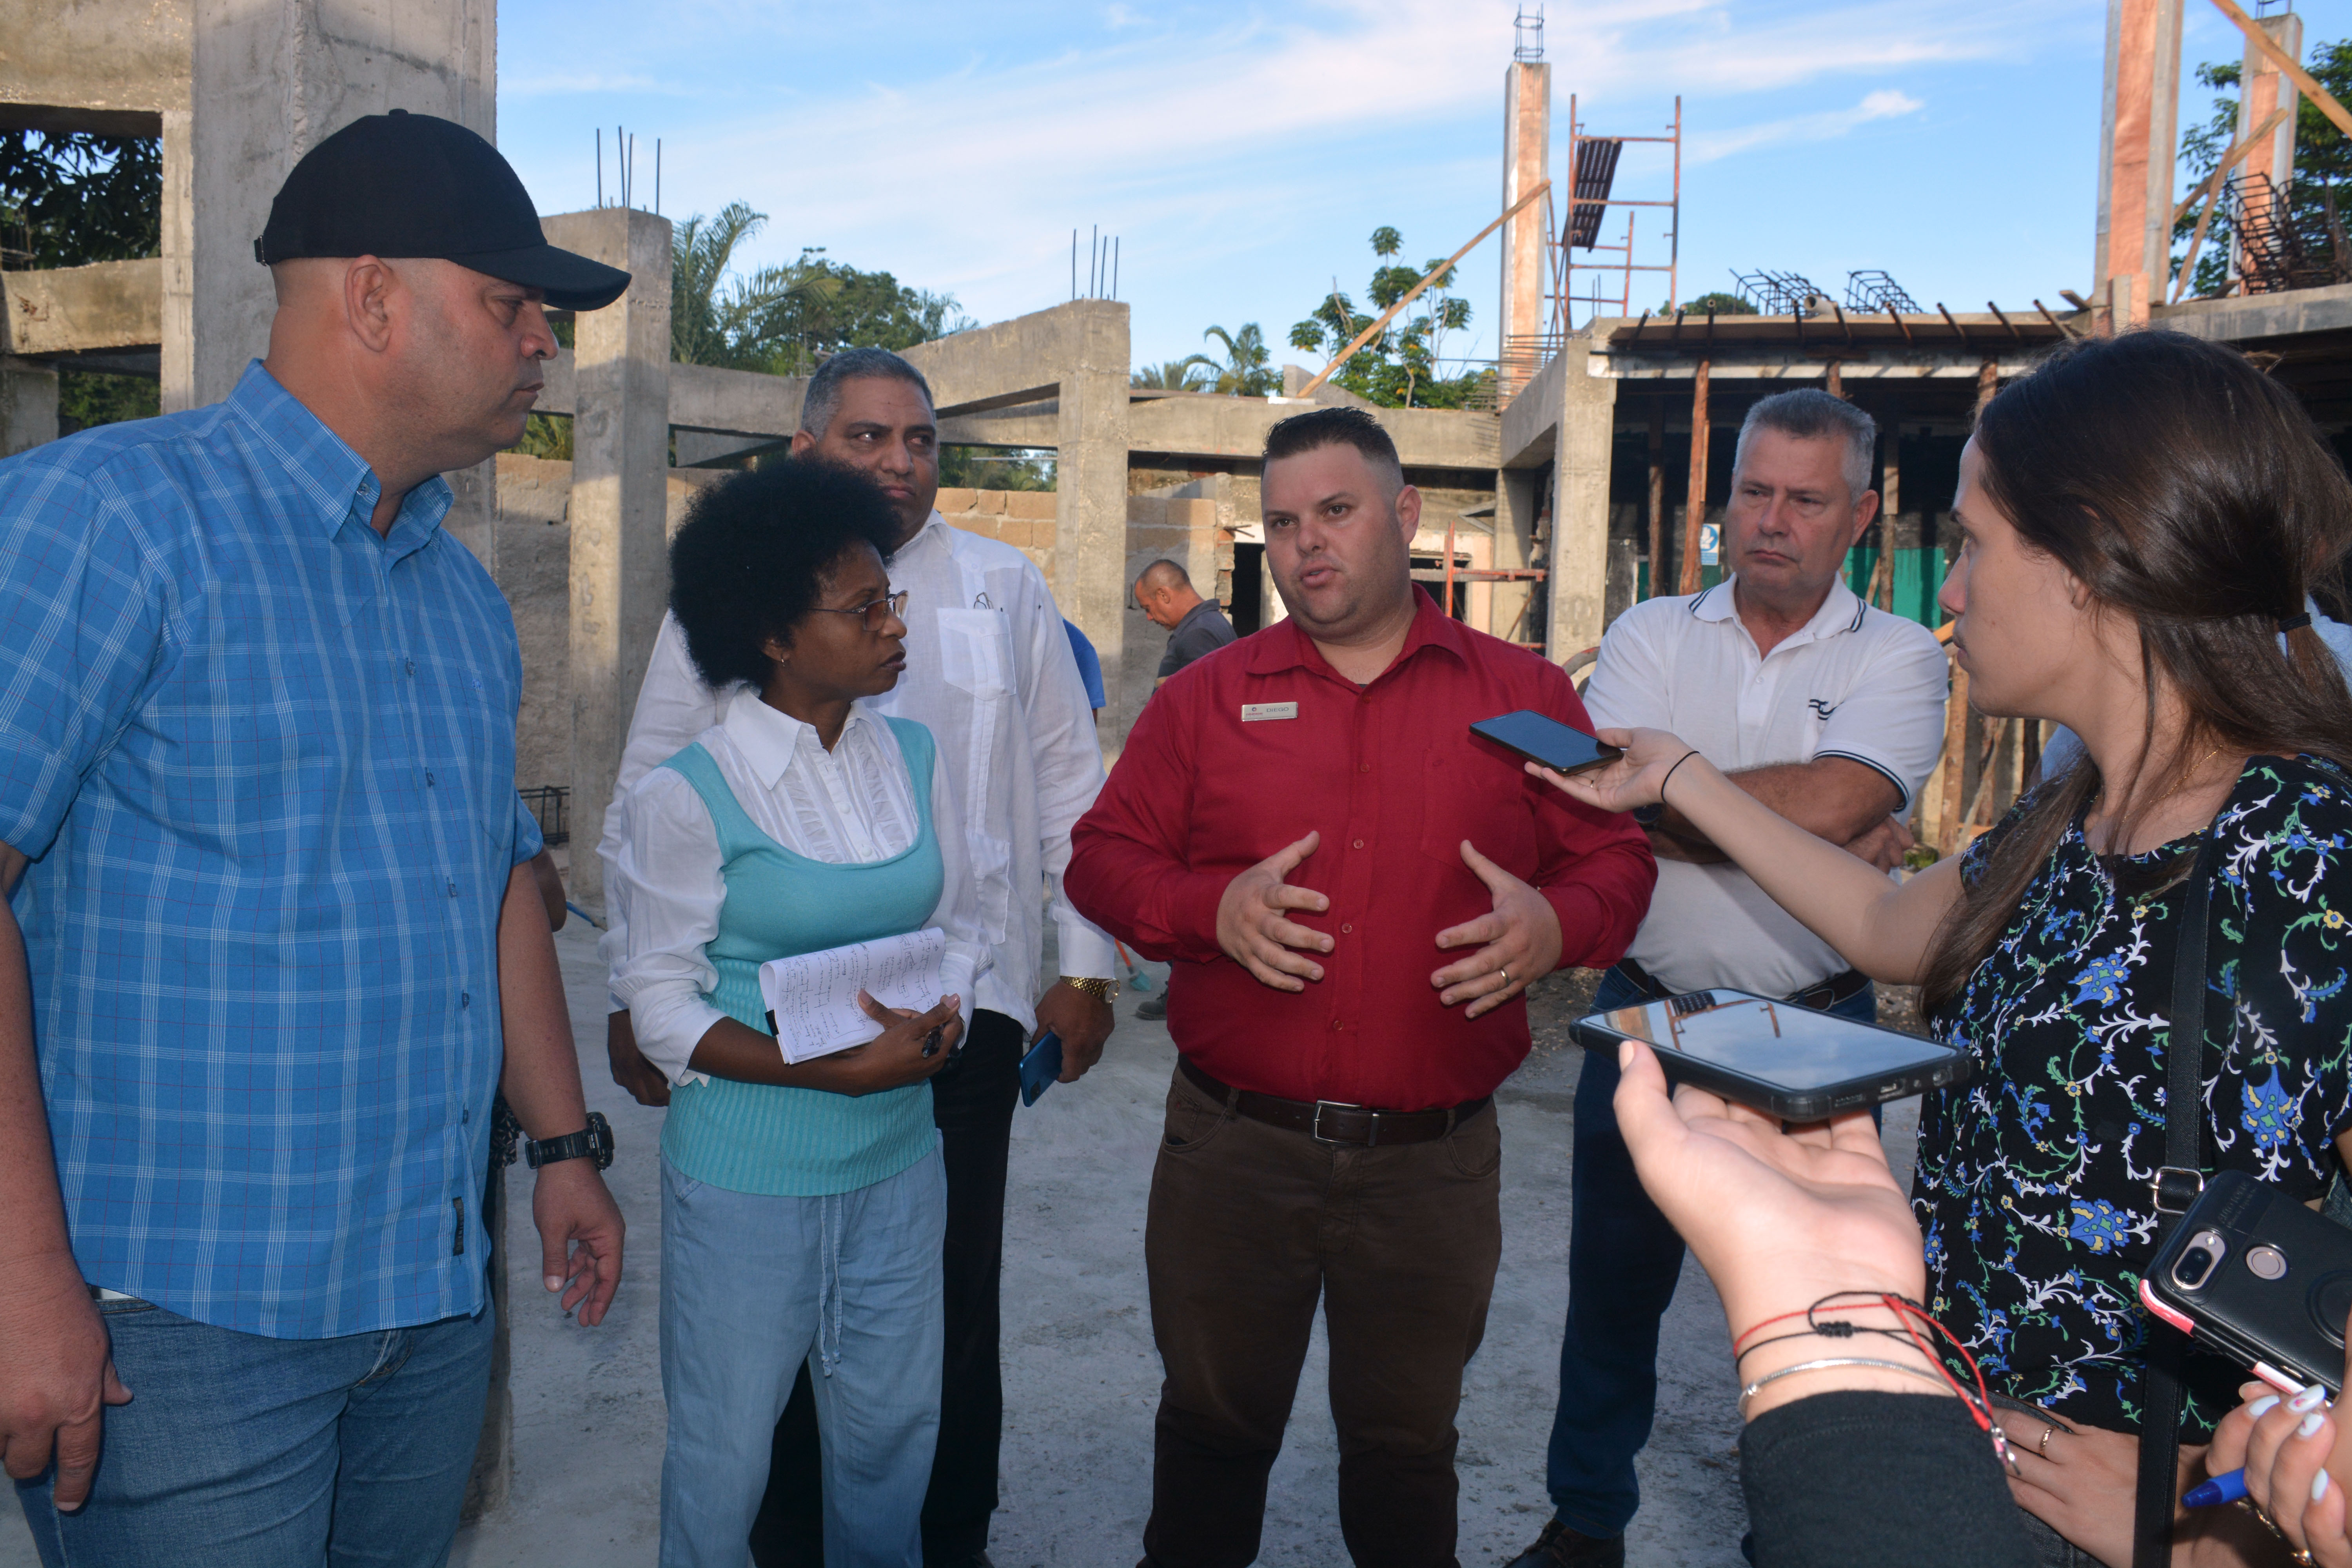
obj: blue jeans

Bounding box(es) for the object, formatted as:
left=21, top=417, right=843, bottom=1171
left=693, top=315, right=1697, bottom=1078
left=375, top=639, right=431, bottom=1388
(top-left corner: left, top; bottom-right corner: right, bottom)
left=14, top=1295, right=493, bottom=1568
left=659, top=1148, right=946, bottom=1568
left=1543, top=967, right=1878, bottom=1537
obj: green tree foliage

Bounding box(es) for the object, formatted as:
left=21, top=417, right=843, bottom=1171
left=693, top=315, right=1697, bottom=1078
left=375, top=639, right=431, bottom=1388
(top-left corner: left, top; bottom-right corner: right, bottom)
left=1287, top=227, right=1485, bottom=408
left=2173, top=39, right=2352, bottom=298
left=1199, top=323, right=1277, bottom=396
left=938, top=447, right=1054, bottom=490
left=1, top=130, right=165, bottom=434
left=1679, top=290, right=1759, bottom=316
left=1132, top=357, right=1213, bottom=391
left=669, top=203, right=973, bottom=376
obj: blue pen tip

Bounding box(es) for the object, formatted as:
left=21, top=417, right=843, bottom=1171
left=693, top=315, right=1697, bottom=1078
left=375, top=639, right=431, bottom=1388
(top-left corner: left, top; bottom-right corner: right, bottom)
left=2184, top=1469, right=2248, bottom=1508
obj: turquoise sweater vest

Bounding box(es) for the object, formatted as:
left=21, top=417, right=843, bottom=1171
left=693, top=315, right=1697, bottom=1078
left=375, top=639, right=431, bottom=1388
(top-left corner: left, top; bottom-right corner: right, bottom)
left=656, top=717, right=945, bottom=1196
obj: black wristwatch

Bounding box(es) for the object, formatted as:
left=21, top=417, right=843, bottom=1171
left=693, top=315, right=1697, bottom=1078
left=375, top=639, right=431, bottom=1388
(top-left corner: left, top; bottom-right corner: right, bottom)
left=524, top=1111, right=614, bottom=1171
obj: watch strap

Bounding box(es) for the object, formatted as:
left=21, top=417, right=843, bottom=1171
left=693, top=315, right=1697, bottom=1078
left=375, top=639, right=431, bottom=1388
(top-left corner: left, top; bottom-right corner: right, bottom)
left=1063, top=976, right=1117, bottom=1002
left=524, top=1111, right=614, bottom=1171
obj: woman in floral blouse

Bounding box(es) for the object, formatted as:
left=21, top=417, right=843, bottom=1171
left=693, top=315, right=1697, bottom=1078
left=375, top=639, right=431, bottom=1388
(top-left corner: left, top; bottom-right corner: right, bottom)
left=1539, top=328, right=2352, bottom=1566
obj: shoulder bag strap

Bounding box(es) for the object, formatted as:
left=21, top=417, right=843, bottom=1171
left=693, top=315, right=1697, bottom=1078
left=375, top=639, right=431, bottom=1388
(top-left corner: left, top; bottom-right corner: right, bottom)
left=2134, top=833, right=2221, bottom=1568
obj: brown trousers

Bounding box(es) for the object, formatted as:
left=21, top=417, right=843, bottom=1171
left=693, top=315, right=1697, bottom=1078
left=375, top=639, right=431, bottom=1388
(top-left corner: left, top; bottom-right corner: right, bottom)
left=1141, top=1062, right=1505, bottom=1568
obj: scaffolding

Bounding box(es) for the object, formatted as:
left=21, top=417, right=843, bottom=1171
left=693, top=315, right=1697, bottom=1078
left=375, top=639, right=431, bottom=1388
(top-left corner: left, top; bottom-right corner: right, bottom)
left=1551, top=95, right=1682, bottom=334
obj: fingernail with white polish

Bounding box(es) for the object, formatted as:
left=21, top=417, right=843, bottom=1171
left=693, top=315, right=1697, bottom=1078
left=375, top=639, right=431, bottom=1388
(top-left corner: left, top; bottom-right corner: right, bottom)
left=2301, top=1411, right=2328, bottom=1440
left=2251, top=1395, right=2283, bottom=1420
left=2317, top=1468, right=2332, bottom=1502
left=2294, top=1383, right=2331, bottom=1414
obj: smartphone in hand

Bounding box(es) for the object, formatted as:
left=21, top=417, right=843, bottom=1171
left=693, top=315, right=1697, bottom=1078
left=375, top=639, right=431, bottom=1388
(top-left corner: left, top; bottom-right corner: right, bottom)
left=1020, top=1031, right=1063, bottom=1107
left=1470, top=710, right=1624, bottom=777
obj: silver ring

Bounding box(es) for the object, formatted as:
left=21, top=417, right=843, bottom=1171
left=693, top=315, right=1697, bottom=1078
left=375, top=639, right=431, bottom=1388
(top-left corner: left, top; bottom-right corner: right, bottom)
left=1499, top=967, right=1511, bottom=985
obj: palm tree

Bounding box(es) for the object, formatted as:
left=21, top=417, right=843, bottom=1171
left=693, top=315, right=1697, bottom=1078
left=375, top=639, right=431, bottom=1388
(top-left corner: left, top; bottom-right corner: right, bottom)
left=669, top=203, right=839, bottom=370
left=1132, top=356, right=1214, bottom=391
left=1199, top=323, right=1276, bottom=396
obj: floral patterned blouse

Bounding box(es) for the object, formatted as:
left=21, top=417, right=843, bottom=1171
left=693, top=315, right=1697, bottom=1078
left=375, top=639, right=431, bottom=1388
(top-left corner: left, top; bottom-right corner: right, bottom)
left=1917, top=755, right=2352, bottom=1436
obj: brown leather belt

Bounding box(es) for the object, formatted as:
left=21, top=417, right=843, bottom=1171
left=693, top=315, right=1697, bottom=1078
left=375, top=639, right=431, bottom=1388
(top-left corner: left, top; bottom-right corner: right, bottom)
left=1178, top=1057, right=1490, bottom=1148
left=1615, top=958, right=1870, bottom=1013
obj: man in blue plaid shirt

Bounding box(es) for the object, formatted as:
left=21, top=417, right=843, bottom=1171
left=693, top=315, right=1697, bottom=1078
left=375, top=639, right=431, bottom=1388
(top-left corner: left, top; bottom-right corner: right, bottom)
left=0, top=113, right=630, bottom=1566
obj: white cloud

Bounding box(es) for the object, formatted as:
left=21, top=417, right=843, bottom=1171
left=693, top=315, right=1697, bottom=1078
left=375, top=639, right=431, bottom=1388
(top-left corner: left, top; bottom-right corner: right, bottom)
left=1688, top=88, right=1927, bottom=163
left=504, top=71, right=688, bottom=98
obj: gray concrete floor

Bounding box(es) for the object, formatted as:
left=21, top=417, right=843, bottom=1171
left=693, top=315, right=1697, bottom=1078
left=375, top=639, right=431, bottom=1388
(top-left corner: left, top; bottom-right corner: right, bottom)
left=2, top=925, right=1924, bottom=1567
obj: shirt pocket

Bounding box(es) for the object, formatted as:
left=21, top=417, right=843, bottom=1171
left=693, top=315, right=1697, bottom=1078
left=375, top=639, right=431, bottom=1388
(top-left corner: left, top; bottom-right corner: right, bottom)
left=935, top=608, right=1015, bottom=700
left=1418, top=749, right=1538, bottom=875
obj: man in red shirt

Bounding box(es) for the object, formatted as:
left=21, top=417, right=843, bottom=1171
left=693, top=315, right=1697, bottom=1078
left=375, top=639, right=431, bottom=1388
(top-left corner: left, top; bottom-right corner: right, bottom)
left=1067, top=408, right=1654, bottom=1566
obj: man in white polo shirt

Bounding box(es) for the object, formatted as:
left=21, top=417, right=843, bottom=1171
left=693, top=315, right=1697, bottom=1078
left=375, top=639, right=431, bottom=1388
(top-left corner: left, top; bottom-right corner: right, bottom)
left=1506, top=388, right=1948, bottom=1568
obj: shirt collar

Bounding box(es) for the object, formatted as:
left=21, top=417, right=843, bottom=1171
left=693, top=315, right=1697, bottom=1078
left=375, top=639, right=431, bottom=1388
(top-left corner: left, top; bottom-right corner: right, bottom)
left=722, top=693, right=875, bottom=788
left=1245, top=585, right=1469, bottom=679
left=1690, top=573, right=1866, bottom=648
left=888, top=511, right=952, bottom=566
left=225, top=360, right=454, bottom=558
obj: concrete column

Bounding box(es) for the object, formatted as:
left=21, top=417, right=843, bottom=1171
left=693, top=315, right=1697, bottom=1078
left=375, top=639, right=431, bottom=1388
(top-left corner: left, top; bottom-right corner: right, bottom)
left=1051, top=300, right=1135, bottom=745
left=2093, top=0, right=2185, bottom=309
left=1545, top=339, right=1616, bottom=659
left=159, top=109, right=194, bottom=414
left=2233, top=12, right=2304, bottom=284
left=543, top=208, right=672, bottom=918
left=0, top=358, right=58, bottom=456
left=1493, top=466, right=1543, bottom=642
left=1499, top=60, right=1551, bottom=402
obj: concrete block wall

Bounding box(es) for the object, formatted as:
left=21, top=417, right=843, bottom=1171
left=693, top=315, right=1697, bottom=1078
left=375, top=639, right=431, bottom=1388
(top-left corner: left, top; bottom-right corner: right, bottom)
left=935, top=487, right=1059, bottom=578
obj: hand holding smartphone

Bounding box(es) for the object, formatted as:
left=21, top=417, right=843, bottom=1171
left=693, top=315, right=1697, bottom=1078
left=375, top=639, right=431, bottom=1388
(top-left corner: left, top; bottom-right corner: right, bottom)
left=1469, top=710, right=1623, bottom=777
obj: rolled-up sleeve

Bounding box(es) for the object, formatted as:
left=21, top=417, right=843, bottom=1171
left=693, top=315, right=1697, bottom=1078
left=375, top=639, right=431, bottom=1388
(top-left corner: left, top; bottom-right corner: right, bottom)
left=0, top=459, right=169, bottom=860
left=609, top=768, right=732, bottom=1086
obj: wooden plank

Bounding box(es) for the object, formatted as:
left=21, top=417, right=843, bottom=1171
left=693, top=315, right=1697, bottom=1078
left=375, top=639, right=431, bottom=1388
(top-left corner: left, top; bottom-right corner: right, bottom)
left=2211, top=0, right=2352, bottom=142
left=1679, top=359, right=1711, bottom=595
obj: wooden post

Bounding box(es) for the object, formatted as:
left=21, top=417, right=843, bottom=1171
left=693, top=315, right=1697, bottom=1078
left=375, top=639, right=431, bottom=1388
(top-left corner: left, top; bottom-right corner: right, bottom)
left=1937, top=658, right=1970, bottom=855
left=1646, top=400, right=1666, bottom=599
left=1826, top=359, right=1844, bottom=400
left=1679, top=360, right=1711, bottom=595
left=1974, top=361, right=1999, bottom=421
left=1877, top=423, right=1900, bottom=613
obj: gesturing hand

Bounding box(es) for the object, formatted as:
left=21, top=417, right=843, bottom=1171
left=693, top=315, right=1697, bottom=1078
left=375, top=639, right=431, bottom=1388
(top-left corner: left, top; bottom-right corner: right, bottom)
left=1527, top=726, right=1702, bottom=816
left=1215, top=831, right=1330, bottom=993
left=1432, top=840, right=1562, bottom=1018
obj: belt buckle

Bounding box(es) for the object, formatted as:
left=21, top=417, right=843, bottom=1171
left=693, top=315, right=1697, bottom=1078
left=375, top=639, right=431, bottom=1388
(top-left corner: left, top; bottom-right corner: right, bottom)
left=2152, top=1165, right=2206, bottom=1215
left=1312, top=1100, right=1374, bottom=1147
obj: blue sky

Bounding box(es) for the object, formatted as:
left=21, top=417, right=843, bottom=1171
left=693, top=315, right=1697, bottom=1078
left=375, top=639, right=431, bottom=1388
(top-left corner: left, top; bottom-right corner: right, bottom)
left=494, top=0, right=2352, bottom=376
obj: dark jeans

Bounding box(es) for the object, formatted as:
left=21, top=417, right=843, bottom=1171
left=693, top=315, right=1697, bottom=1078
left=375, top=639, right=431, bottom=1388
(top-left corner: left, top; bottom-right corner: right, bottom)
left=1544, top=966, right=1879, bottom=1538
left=749, top=1008, right=1024, bottom=1566
left=1141, top=1061, right=1504, bottom=1568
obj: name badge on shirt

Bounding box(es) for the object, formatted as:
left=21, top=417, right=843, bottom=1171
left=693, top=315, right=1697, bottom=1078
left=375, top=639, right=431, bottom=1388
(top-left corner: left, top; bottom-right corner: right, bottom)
left=1242, top=702, right=1299, bottom=722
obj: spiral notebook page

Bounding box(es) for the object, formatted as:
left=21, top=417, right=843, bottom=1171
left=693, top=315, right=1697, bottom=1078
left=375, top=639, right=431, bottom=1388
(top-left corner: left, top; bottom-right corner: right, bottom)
left=758, top=928, right=947, bottom=1063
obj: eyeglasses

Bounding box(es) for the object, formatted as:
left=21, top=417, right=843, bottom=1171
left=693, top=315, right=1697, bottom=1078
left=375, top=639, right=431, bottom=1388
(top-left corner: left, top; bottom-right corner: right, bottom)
left=809, top=589, right=909, bottom=633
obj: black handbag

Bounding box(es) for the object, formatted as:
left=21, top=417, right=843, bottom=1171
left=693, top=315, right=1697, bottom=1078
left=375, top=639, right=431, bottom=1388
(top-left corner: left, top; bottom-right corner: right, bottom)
left=2132, top=833, right=2222, bottom=1568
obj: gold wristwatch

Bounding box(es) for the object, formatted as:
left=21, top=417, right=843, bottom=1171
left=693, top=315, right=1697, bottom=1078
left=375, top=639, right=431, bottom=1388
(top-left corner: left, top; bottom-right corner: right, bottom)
left=1063, top=976, right=1117, bottom=1003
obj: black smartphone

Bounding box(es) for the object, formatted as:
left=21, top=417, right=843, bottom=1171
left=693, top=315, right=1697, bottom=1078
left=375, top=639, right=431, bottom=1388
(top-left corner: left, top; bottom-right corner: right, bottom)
left=2144, top=1170, right=2352, bottom=1397
left=1469, top=710, right=1624, bottom=777
left=1019, top=1031, right=1063, bottom=1107
left=1570, top=989, right=1972, bottom=1122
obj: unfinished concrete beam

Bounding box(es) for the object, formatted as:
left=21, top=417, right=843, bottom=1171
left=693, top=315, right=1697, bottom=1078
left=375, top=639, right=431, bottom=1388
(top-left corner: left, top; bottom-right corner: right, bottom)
left=1547, top=338, right=1616, bottom=658
left=0, top=0, right=190, bottom=130
left=542, top=208, right=671, bottom=919
left=0, top=260, right=163, bottom=357
left=2094, top=0, right=2184, bottom=317
left=1, top=358, right=59, bottom=457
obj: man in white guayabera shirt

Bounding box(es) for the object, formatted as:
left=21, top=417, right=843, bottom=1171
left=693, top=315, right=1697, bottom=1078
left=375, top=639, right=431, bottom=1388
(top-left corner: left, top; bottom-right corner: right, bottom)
left=598, top=347, right=1116, bottom=1568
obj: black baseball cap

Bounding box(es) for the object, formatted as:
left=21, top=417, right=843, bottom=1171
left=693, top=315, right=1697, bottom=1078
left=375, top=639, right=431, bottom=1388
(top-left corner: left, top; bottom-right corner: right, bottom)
left=256, top=109, right=631, bottom=312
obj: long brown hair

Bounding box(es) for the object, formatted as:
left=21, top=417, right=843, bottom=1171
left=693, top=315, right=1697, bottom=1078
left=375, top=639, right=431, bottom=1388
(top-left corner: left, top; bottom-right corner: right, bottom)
left=1919, top=330, right=2352, bottom=1014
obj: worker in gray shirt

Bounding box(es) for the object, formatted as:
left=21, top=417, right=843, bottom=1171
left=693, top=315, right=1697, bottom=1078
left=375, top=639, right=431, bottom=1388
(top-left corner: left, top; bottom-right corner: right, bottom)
left=1134, top=559, right=1236, bottom=686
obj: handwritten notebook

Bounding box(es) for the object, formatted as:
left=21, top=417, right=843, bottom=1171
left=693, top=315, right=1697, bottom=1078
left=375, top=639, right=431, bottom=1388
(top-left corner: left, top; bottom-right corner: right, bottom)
left=758, top=928, right=947, bottom=1064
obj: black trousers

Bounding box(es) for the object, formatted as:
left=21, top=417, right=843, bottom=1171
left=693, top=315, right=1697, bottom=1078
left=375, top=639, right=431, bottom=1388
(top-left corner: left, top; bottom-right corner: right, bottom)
left=749, top=1008, right=1024, bottom=1565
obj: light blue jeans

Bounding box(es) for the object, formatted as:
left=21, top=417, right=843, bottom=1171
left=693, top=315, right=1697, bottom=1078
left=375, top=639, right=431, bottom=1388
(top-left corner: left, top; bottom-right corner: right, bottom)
left=14, top=1295, right=492, bottom=1568
left=659, top=1147, right=947, bottom=1568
